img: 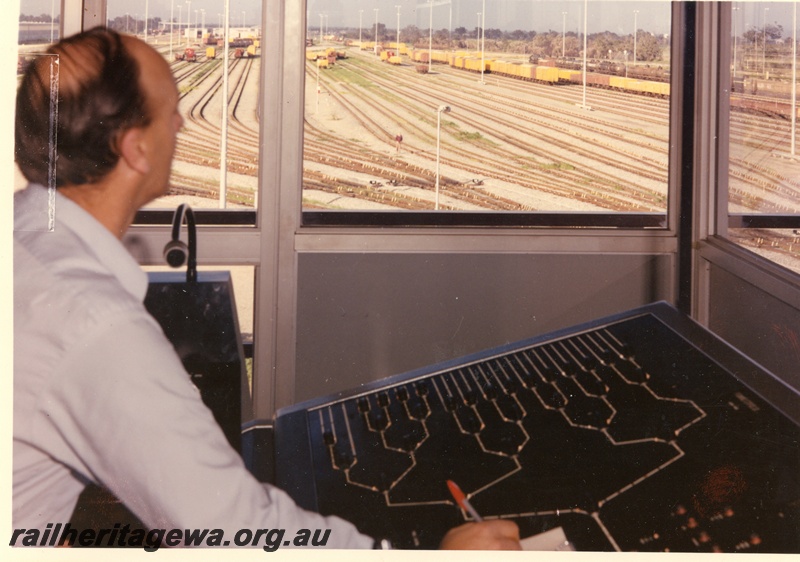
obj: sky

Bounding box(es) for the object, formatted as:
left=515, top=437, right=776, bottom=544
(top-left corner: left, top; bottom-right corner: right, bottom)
left=18, top=1, right=800, bottom=38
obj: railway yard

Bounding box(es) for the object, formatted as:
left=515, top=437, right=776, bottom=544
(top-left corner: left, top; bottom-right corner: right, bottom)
left=15, top=37, right=800, bottom=271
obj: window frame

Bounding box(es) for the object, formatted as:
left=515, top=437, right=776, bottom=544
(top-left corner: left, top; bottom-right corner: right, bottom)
left=125, top=1, right=690, bottom=417
left=691, top=1, right=800, bottom=324
left=298, top=0, right=680, bottom=229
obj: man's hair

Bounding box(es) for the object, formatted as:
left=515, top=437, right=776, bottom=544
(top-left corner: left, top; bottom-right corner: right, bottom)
left=15, top=27, right=153, bottom=187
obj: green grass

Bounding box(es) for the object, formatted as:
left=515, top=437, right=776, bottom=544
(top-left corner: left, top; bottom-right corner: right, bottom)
left=540, top=162, right=576, bottom=171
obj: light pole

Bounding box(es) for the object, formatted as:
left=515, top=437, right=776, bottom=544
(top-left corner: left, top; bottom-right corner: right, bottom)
left=319, top=14, right=324, bottom=45
left=169, top=0, right=174, bottom=59
left=428, top=0, right=433, bottom=73
left=200, top=8, right=205, bottom=34
left=178, top=5, right=182, bottom=47
left=480, top=0, right=486, bottom=84
left=763, top=7, right=769, bottom=77
left=562, top=11, right=567, bottom=58
left=359, top=10, right=363, bottom=45
left=624, top=50, right=628, bottom=77
left=184, top=1, right=190, bottom=46
left=580, top=0, right=590, bottom=110
left=145, top=0, right=149, bottom=43
left=396, top=5, right=401, bottom=52
left=435, top=105, right=451, bottom=210
left=220, top=0, right=232, bottom=208
left=50, top=0, right=54, bottom=42
left=449, top=1, right=453, bottom=43
left=733, top=5, right=739, bottom=79
left=792, top=1, right=797, bottom=156
left=632, top=9, right=638, bottom=65
left=242, top=11, right=246, bottom=28
left=374, top=8, right=379, bottom=46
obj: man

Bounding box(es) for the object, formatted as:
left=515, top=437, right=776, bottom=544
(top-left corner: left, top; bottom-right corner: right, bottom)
left=13, top=28, right=521, bottom=550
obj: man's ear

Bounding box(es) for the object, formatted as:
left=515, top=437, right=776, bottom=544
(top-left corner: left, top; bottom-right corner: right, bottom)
left=117, top=127, right=151, bottom=175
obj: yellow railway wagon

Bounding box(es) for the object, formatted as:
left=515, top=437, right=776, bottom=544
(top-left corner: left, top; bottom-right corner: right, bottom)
left=520, top=64, right=536, bottom=80
left=380, top=50, right=390, bottom=61
left=558, top=68, right=577, bottom=82
left=610, top=76, right=642, bottom=91
left=452, top=56, right=465, bottom=69
left=388, top=42, right=408, bottom=54
left=535, top=65, right=559, bottom=84
left=638, top=80, right=670, bottom=97
left=246, top=44, right=257, bottom=57
left=463, top=57, right=479, bottom=70
left=463, top=57, right=477, bottom=72
left=431, top=50, right=449, bottom=63
left=388, top=55, right=402, bottom=65
left=317, top=58, right=329, bottom=69
left=206, top=47, right=216, bottom=59
left=491, top=60, right=506, bottom=75
left=505, top=61, right=519, bottom=75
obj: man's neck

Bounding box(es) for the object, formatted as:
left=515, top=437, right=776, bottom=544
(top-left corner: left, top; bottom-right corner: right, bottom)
left=58, top=179, right=140, bottom=240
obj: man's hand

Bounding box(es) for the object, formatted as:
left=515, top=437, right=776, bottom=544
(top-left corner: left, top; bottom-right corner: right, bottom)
left=439, top=519, right=522, bottom=550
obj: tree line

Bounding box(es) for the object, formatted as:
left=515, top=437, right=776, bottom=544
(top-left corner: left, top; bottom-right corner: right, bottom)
left=337, top=25, right=669, bottom=62
left=19, top=14, right=59, bottom=23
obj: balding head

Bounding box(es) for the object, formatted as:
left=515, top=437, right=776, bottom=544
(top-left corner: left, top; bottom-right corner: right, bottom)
left=15, top=27, right=160, bottom=187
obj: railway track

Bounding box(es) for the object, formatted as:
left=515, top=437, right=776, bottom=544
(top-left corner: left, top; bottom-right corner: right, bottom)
left=310, top=50, right=798, bottom=216
left=310, top=56, right=666, bottom=211
left=161, top=43, right=797, bottom=248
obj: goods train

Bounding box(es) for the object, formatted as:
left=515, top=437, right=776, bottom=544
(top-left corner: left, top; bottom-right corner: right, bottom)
left=305, top=47, right=347, bottom=69
left=532, top=56, right=671, bottom=83
left=394, top=48, right=800, bottom=120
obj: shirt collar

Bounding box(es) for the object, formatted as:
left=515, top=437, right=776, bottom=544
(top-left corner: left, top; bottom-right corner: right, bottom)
left=48, top=185, right=149, bottom=302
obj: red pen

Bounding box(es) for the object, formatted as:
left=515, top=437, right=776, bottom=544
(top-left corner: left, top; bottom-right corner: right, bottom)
left=447, top=479, right=484, bottom=521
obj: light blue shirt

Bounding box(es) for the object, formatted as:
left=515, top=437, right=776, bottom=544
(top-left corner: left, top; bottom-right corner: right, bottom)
left=13, top=184, right=373, bottom=548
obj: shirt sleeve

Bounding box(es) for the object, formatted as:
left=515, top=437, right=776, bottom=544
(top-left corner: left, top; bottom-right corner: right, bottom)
left=38, top=309, right=374, bottom=549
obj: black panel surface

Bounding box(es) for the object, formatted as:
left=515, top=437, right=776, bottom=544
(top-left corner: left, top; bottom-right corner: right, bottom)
left=145, top=271, right=246, bottom=452
left=274, top=302, right=800, bottom=551
left=71, top=271, right=248, bottom=534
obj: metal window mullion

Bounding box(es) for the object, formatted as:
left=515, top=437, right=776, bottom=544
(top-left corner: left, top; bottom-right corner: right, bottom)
left=252, top=0, right=307, bottom=419
left=673, top=1, right=696, bottom=315
left=715, top=4, right=732, bottom=242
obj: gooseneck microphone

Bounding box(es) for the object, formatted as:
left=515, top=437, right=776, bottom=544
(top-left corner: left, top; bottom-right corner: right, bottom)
left=163, top=204, right=197, bottom=284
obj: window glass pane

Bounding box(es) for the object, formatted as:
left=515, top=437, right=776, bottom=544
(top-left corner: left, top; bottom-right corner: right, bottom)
left=16, top=2, right=63, bottom=192
left=302, top=0, right=671, bottom=215
left=18, top=0, right=60, bottom=45
left=15, top=1, right=262, bottom=213
left=109, top=1, right=261, bottom=212
left=728, top=2, right=800, bottom=275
